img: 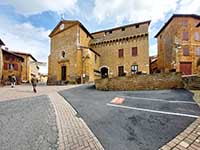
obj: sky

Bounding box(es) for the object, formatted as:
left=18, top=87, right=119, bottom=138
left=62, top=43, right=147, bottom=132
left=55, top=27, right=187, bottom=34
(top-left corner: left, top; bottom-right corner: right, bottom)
left=0, top=0, right=200, bottom=74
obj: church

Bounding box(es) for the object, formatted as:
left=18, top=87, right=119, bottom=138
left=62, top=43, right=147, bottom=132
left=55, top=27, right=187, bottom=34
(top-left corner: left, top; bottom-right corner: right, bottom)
left=48, top=20, right=150, bottom=84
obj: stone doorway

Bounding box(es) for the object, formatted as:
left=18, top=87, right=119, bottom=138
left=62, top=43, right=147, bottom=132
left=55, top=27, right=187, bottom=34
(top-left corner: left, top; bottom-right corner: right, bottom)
left=100, top=67, right=108, bottom=78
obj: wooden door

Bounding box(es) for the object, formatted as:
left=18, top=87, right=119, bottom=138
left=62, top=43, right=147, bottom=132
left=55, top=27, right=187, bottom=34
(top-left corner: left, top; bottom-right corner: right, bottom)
left=118, top=66, right=124, bottom=76
left=180, top=62, right=192, bottom=75
left=61, top=66, right=66, bottom=80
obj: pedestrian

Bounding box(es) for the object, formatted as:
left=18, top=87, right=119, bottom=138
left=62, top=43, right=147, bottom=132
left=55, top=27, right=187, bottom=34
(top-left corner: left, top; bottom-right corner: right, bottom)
left=31, top=74, right=38, bottom=93
left=10, top=74, right=16, bottom=88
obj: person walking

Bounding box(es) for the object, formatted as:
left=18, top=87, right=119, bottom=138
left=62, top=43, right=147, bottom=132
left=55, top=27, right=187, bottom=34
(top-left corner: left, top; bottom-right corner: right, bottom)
left=31, top=74, right=38, bottom=93
left=10, top=74, right=16, bottom=88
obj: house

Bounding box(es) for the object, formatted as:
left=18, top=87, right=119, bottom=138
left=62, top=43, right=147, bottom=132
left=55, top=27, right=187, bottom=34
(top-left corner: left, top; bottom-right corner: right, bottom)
left=48, top=20, right=150, bottom=84
left=149, top=56, right=158, bottom=74
left=2, top=49, right=24, bottom=84
left=155, top=14, right=200, bottom=75
left=0, top=39, right=5, bottom=83
left=12, top=51, right=39, bottom=83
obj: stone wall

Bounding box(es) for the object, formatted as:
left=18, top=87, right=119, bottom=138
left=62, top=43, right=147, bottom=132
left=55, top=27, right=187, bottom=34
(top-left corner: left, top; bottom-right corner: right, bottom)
left=95, top=73, right=183, bottom=91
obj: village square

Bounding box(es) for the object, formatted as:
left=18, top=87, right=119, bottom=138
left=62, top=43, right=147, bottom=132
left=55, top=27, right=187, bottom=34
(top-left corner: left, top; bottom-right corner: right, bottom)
left=1, top=1, right=200, bottom=150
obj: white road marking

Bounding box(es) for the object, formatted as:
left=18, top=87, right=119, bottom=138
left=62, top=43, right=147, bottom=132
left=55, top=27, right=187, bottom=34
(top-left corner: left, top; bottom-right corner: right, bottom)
left=107, top=103, right=199, bottom=118
left=119, top=96, right=196, bottom=104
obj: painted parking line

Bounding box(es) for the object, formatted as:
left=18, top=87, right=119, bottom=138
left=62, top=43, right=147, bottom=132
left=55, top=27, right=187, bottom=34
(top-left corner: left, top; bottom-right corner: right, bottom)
left=119, top=96, right=196, bottom=104
left=107, top=103, right=199, bottom=118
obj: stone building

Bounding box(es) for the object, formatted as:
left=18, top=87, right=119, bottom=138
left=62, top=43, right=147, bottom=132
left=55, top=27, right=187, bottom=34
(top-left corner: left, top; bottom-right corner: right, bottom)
left=48, top=20, right=150, bottom=84
left=12, top=52, right=39, bottom=83
left=155, top=14, right=200, bottom=75
left=90, top=21, right=150, bottom=77
left=2, top=49, right=24, bottom=84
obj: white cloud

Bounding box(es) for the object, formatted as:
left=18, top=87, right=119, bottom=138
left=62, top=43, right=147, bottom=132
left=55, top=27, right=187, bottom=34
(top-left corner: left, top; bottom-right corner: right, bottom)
left=149, top=44, right=157, bottom=56
left=0, top=16, right=50, bottom=74
left=93, top=0, right=179, bottom=24
left=176, top=0, right=200, bottom=14
left=1, top=0, right=78, bottom=15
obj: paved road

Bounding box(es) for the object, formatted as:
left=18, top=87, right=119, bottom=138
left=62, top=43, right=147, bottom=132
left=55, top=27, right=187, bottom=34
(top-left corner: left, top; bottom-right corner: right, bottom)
left=0, top=95, right=58, bottom=150
left=59, top=84, right=200, bottom=150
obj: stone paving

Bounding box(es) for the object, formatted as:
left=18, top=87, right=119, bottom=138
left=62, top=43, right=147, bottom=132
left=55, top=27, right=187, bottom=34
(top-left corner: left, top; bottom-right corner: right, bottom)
left=0, top=84, right=104, bottom=150
left=160, top=91, right=200, bottom=150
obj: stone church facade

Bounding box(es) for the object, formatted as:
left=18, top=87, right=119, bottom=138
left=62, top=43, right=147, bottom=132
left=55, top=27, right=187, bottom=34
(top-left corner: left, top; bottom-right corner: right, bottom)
left=48, top=20, right=150, bottom=84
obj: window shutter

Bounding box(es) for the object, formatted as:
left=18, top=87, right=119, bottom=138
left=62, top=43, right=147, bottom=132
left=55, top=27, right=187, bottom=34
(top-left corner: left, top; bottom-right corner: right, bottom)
left=118, top=49, right=123, bottom=58
left=4, top=63, right=7, bottom=70
left=14, top=64, right=18, bottom=71
left=194, top=32, right=200, bottom=41
left=183, top=48, right=189, bottom=56
left=183, top=32, right=189, bottom=41
left=132, top=47, right=137, bottom=56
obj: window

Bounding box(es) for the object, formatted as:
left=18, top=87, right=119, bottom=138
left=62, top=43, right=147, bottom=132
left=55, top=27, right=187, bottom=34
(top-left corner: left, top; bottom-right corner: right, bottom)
left=109, top=30, right=112, bottom=34
left=196, top=47, right=200, bottom=56
left=121, top=27, right=125, bottom=31
left=136, top=24, right=139, bottom=28
left=118, top=66, right=124, bottom=76
left=182, top=19, right=188, bottom=26
left=131, top=65, right=138, bottom=74
left=61, top=51, right=65, bottom=58
left=183, top=32, right=189, bottom=41
left=118, top=49, right=124, bottom=58
left=95, top=54, right=97, bottom=63
left=183, top=48, right=189, bottom=56
left=194, top=32, right=200, bottom=41
left=8, top=64, right=15, bottom=70
left=132, top=47, right=137, bottom=56
left=160, top=35, right=162, bottom=39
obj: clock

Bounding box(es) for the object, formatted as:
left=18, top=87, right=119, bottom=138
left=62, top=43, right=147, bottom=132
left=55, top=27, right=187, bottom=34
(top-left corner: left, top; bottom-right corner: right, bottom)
left=60, top=24, right=64, bottom=30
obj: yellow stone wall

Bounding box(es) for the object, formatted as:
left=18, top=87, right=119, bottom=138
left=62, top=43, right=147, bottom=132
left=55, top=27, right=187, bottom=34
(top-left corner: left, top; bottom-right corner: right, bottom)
left=157, top=16, right=200, bottom=74
left=48, top=21, right=149, bottom=84
left=2, top=53, right=23, bottom=83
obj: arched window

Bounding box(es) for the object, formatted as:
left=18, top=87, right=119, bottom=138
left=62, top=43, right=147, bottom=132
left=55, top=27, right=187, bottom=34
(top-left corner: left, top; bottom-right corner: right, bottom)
left=61, top=51, right=65, bottom=58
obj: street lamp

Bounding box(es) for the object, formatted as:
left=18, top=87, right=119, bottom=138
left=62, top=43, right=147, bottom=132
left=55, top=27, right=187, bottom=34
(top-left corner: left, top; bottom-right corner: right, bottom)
left=173, top=36, right=182, bottom=71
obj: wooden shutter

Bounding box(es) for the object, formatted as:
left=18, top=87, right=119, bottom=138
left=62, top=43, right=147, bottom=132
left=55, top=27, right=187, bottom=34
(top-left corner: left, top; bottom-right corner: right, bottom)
left=183, top=32, right=189, bottom=41
left=132, top=47, right=137, bottom=56
left=118, top=49, right=124, bottom=58
left=14, top=64, right=18, bottom=71
left=4, top=63, right=8, bottom=70
left=183, top=48, right=189, bottom=56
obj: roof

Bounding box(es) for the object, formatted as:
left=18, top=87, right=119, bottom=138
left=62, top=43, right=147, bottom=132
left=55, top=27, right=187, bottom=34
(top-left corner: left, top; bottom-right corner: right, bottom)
left=0, top=39, right=5, bottom=46
left=196, top=22, right=200, bottom=27
left=91, top=20, right=151, bottom=35
left=49, top=20, right=93, bottom=39
left=12, top=51, right=37, bottom=62
left=155, top=14, right=200, bottom=38
left=2, top=49, right=24, bottom=61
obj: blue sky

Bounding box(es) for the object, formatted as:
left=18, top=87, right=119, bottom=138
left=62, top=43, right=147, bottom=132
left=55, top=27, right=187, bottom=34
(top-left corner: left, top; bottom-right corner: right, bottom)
left=0, top=0, right=200, bottom=73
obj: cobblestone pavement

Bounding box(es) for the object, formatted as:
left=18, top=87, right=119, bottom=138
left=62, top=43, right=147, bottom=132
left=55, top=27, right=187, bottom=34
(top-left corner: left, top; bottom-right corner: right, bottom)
left=160, top=91, right=200, bottom=150
left=0, top=95, right=58, bottom=150
left=160, top=118, right=200, bottom=150
left=0, top=84, right=104, bottom=150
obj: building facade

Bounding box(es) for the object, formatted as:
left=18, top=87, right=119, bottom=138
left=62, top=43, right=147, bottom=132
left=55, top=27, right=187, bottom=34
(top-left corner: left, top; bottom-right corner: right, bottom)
left=155, top=14, right=200, bottom=75
left=2, top=49, right=24, bottom=84
left=13, top=52, right=39, bottom=83
left=48, top=20, right=150, bottom=84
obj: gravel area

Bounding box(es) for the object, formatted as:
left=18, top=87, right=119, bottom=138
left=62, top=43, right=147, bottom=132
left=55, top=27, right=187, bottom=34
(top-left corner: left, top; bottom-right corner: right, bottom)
left=0, top=95, right=58, bottom=150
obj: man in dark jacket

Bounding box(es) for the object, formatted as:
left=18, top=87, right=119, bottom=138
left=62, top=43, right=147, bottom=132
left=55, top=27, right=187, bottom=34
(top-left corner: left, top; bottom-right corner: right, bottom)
left=31, top=74, right=38, bottom=93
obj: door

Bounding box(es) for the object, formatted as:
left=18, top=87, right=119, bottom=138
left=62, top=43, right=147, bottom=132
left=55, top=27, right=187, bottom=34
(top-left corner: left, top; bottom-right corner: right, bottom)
left=61, top=66, right=66, bottom=80
left=118, top=66, right=124, bottom=76
left=180, top=62, right=192, bottom=75
left=100, top=67, right=108, bottom=78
